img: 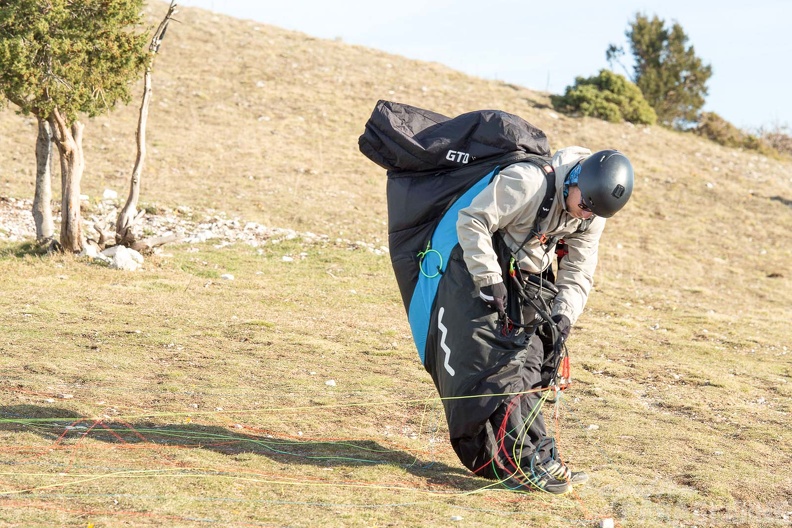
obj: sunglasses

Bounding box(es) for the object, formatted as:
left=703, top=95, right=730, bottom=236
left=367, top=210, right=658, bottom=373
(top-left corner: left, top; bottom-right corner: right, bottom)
left=578, top=198, right=593, bottom=213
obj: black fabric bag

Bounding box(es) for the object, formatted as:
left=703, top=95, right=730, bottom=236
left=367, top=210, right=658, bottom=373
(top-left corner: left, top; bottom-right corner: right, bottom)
left=359, top=99, right=550, bottom=173
left=359, top=100, right=553, bottom=312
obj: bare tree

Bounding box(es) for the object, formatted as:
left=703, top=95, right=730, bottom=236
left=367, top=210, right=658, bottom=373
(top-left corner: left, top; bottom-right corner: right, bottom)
left=116, top=2, right=179, bottom=248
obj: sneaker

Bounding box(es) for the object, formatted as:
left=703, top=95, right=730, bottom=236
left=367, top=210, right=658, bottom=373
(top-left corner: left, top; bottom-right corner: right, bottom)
left=533, top=474, right=572, bottom=495
left=543, top=459, right=589, bottom=485
left=499, top=473, right=572, bottom=495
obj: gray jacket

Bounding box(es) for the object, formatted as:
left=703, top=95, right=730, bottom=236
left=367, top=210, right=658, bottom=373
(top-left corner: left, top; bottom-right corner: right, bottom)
left=456, top=146, right=605, bottom=325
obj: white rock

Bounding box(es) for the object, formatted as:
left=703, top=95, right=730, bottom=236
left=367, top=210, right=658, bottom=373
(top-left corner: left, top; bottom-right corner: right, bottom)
left=220, top=274, right=235, bottom=281
left=325, top=380, right=336, bottom=387
left=101, top=245, right=120, bottom=257
left=282, top=256, right=294, bottom=262
left=109, top=246, right=142, bottom=271
left=102, top=189, right=118, bottom=200
left=450, top=516, right=463, bottom=521
left=193, top=230, right=215, bottom=242
left=601, top=518, right=614, bottom=528
left=128, top=248, right=144, bottom=264
left=80, top=244, right=101, bottom=259
left=587, top=424, right=600, bottom=430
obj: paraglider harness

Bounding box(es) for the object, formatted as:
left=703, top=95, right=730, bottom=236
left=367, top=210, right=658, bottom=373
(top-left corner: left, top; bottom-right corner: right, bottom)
left=358, top=100, right=586, bottom=386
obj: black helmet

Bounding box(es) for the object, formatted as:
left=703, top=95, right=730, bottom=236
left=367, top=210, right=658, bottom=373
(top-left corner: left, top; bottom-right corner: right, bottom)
left=577, top=150, right=634, bottom=218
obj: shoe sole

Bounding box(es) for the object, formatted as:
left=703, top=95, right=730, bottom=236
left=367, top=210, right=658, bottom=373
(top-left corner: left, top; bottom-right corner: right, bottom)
left=570, top=473, right=589, bottom=485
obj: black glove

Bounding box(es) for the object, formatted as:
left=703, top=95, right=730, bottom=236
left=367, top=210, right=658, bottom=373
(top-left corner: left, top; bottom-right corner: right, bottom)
left=551, top=314, right=571, bottom=343
left=479, top=282, right=507, bottom=315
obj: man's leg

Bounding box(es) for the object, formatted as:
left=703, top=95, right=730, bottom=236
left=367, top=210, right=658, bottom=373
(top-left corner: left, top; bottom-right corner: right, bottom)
left=451, top=335, right=572, bottom=494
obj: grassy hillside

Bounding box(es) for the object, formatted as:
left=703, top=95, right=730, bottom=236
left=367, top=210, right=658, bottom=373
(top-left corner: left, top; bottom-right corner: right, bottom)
left=1, top=2, right=791, bottom=527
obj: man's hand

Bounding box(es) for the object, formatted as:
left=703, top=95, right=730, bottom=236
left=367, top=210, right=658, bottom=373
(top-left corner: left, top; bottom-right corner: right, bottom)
left=479, top=282, right=507, bottom=315
left=551, top=314, right=571, bottom=343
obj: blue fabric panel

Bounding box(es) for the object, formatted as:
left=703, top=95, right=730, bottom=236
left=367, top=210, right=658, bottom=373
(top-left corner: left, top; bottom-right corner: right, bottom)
left=408, top=169, right=497, bottom=362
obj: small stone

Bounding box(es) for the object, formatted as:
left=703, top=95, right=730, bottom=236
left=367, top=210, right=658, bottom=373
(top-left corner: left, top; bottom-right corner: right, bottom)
left=58, top=394, right=74, bottom=399
left=450, top=516, right=463, bottom=521
left=601, top=519, right=614, bottom=528
left=587, top=424, right=599, bottom=431
left=220, top=274, right=234, bottom=280
left=282, top=256, right=294, bottom=262
left=325, top=380, right=336, bottom=387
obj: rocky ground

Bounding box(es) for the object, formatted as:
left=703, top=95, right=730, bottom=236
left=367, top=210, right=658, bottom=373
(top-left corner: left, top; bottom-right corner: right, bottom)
left=0, top=195, right=389, bottom=256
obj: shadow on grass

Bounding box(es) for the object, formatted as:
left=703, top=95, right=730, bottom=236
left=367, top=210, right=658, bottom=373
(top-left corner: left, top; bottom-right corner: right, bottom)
left=0, top=404, right=479, bottom=490
left=0, top=240, right=51, bottom=258
left=770, top=195, right=792, bottom=208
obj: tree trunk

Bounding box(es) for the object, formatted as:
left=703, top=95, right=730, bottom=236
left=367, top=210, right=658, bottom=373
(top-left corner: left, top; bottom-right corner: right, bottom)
left=32, top=117, right=54, bottom=241
left=115, top=68, right=150, bottom=246
left=49, top=109, right=85, bottom=253
left=116, top=1, right=177, bottom=246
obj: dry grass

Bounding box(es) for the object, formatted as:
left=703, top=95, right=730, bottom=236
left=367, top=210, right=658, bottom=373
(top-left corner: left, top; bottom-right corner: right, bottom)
left=1, top=2, right=791, bottom=527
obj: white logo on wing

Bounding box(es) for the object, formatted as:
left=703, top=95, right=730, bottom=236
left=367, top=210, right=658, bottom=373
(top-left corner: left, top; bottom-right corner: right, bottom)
left=437, top=307, right=455, bottom=376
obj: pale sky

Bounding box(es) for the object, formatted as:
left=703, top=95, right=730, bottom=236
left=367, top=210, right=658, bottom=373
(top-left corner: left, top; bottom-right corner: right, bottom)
left=172, top=0, right=791, bottom=131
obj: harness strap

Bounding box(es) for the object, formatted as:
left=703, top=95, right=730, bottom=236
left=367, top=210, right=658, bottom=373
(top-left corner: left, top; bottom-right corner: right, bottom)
left=513, top=160, right=556, bottom=259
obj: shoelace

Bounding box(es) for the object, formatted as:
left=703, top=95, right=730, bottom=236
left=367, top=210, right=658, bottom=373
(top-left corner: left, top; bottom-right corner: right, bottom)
left=542, top=460, right=572, bottom=481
